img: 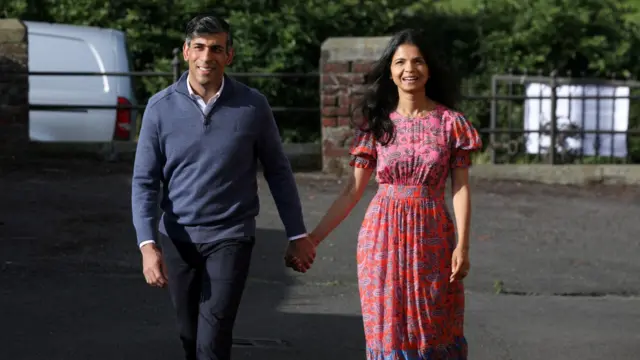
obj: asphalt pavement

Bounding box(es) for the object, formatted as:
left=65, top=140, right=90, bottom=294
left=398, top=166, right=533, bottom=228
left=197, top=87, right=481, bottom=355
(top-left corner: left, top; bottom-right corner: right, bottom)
left=0, top=160, right=639, bottom=360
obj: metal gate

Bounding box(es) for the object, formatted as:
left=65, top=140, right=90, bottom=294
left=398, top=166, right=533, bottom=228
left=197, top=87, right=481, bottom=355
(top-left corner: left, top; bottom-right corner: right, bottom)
left=488, top=72, right=640, bottom=164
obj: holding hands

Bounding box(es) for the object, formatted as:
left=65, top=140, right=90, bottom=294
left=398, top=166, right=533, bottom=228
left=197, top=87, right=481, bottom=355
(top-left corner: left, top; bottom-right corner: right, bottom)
left=284, top=234, right=320, bottom=273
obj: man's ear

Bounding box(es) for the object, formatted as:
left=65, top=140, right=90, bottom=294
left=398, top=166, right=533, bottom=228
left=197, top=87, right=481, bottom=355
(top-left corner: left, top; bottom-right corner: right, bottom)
left=226, top=47, right=235, bottom=65
left=182, top=41, right=189, bottom=61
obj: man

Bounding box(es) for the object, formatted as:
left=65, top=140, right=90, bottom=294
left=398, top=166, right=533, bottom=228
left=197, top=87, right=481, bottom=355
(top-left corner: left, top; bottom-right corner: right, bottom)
left=131, top=14, right=316, bottom=360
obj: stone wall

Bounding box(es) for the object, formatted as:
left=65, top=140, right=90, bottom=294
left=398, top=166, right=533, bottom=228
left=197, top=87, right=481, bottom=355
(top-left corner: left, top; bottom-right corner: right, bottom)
left=320, top=36, right=391, bottom=175
left=0, top=19, right=29, bottom=162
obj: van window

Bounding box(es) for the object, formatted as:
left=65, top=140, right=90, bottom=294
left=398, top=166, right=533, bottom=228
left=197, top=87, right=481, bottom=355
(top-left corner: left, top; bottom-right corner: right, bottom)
left=29, top=33, right=105, bottom=93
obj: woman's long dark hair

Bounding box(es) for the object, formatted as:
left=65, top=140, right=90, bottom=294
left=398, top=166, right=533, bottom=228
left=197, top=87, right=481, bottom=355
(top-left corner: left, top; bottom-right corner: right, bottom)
left=354, top=29, right=462, bottom=145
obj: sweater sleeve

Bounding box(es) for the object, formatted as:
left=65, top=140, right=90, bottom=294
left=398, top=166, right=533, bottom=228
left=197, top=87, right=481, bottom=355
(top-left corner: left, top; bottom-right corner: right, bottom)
left=131, top=105, right=163, bottom=246
left=255, top=95, right=307, bottom=238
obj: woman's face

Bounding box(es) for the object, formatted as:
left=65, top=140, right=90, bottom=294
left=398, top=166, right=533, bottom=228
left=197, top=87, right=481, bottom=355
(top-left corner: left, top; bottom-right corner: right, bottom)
left=390, top=43, right=429, bottom=93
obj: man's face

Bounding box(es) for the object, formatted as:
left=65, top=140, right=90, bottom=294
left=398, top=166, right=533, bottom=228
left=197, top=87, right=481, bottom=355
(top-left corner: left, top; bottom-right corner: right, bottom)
left=183, top=33, right=233, bottom=87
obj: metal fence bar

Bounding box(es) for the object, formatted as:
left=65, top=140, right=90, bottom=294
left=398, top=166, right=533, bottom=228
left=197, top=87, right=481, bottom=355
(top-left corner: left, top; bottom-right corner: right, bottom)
left=11, top=73, right=640, bottom=100
left=491, top=74, right=640, bottom=87
left=549, top=72, right=558, bottom=164
left=19, top=89, right=640, bottom=101
left=489, top=75, right=498, bottom=163
left=6, top=71, right=320, bottom=78
left=28, top=104, right=318, bottom=112
left=478, top=128, right=640, bottom=135
left=28, top=104, right=151, bottom=111
left=464, top=94, right=640, bottom=100
left=17, top=71, right=175, bottom=77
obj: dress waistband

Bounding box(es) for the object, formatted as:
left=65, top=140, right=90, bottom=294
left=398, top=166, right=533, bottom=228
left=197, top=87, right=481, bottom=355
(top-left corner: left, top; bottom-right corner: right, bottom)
left=376, top=184, right=444, bottom=200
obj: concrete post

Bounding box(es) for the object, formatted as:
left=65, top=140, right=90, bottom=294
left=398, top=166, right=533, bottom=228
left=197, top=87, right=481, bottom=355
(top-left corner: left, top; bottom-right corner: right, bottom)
left=0, top=19, right=29, bottom=163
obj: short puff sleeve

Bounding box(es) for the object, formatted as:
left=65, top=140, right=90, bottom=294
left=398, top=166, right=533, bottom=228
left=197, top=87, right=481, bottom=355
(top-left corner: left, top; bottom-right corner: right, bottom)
left=450, top=112, right=483, bottom=168
left=349, top=127, right=377, bottom=169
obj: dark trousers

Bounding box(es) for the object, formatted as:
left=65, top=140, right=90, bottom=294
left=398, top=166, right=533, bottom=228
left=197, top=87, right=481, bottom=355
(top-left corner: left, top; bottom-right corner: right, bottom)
left=159, top=233, right=254, bottom=360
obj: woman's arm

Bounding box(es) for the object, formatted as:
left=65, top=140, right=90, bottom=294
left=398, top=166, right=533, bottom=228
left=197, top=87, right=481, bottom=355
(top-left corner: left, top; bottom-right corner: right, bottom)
left=451, top=167, right=471, bottom=251
left=450, top=166, right=472, bottom=282
left=310, top=167, right=374, bottom=244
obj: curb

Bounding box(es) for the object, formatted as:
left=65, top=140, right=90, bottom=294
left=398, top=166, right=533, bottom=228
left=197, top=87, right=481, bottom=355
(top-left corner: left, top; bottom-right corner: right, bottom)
left=15, top=142, right=640, bottom=186
left=468, top=164, right=640, bottom=186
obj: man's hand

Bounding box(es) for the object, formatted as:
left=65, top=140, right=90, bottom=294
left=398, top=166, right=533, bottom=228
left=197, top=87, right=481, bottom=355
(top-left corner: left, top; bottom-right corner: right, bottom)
left=141, top=243, right=168, bottom=287
left=284, top=236, right=317, bottom=273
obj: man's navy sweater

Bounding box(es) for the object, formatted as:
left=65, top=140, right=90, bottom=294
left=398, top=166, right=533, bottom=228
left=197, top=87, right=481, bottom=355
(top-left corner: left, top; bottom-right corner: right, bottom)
left=131, top=72, right=307, bottom=246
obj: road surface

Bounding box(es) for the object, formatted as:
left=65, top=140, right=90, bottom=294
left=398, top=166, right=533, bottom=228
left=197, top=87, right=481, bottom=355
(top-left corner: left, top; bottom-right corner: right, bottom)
left=1, top=158, right=638, bottom=359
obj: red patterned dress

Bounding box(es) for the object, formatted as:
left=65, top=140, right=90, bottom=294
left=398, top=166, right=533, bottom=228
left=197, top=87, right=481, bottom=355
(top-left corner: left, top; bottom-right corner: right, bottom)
left=349, top=105, right=482, bottom=360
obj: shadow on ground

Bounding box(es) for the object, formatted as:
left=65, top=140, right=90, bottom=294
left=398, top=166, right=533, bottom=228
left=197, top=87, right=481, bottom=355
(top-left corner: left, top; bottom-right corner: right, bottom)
left=0, top=229, right=366, bottom=360
left=232, top=229, right=366, bottom=359
left=0, top=160, right=366, bottom=359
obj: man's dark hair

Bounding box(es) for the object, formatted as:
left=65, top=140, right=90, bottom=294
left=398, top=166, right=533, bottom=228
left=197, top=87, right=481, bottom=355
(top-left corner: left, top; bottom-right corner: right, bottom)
left=184, top=14, right=233, bottom=50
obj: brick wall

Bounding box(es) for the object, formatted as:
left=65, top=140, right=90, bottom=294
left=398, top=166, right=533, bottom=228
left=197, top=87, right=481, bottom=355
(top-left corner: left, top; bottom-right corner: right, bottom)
left=320, top=36, right=390, bottom=176
left=0, top=19, right=29, bottom=163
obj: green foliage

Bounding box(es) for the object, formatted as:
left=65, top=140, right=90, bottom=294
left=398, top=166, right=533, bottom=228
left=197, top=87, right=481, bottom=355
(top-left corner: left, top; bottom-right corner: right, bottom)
left=473, top=0, right=640, bottom=76
left=468, top=0, right=640, bottom=163
left=3, top=0, right=640, bottom=161
left=223, top=1, right=418, bottom=142
left=408, top=0, right=640, bottom=163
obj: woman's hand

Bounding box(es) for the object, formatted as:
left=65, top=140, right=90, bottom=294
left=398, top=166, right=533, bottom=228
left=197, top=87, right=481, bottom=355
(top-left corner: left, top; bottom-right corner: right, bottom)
left=450, top=246, right=470, bottom=283
left=309, top=232, right=322, bottom=247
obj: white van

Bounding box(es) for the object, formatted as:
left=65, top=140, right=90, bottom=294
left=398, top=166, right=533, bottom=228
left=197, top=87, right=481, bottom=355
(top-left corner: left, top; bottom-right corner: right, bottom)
left=25, top=21, right=138, bottom=143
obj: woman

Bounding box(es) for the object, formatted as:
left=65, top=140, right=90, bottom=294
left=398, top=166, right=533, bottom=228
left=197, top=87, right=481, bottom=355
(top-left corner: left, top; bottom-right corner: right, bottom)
left=308, top=29, right=482, bottom=359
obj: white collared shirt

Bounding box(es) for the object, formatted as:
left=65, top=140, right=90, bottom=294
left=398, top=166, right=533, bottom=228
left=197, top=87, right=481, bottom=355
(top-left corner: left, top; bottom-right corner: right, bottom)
left=186, top=76, right=225, bottom=117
